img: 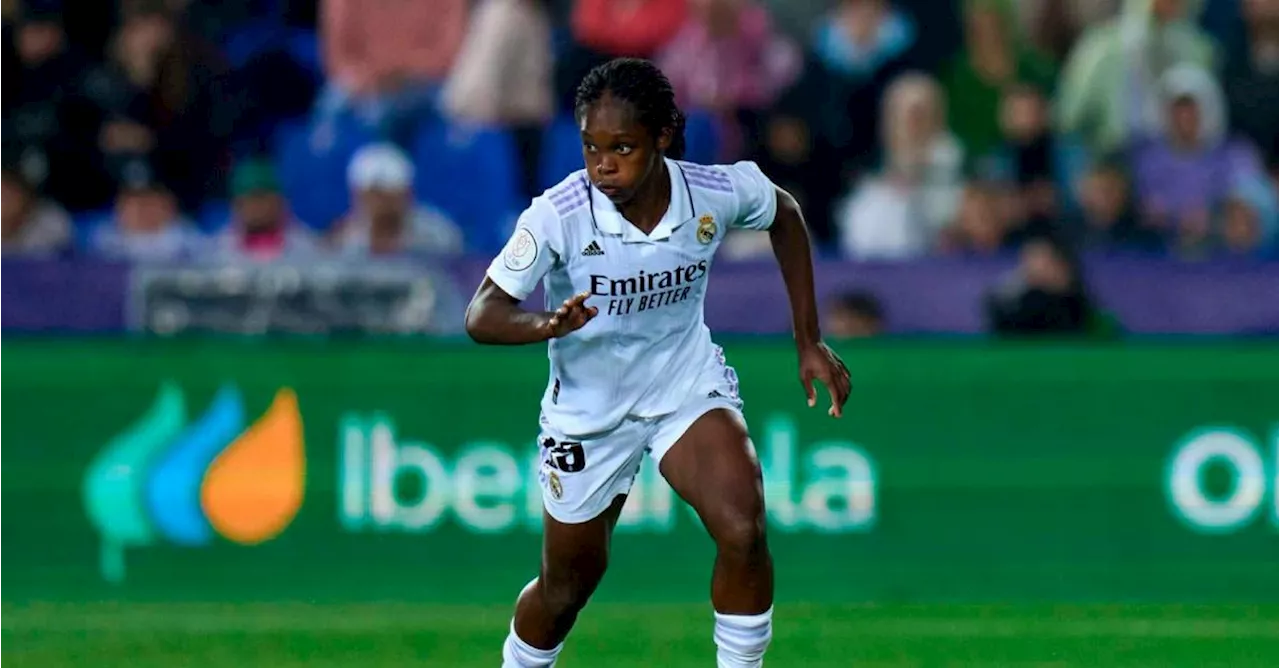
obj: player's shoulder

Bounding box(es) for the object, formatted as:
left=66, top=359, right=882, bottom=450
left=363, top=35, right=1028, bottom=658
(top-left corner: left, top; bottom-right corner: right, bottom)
left=673, top=160, right=774, bottom=200
left=532, top=169, right=592, bottom=222
left=509, top=170, right=591, bottom=250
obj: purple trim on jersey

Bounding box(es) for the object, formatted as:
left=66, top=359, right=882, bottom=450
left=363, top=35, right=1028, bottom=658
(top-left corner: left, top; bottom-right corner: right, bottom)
left=684, top=174, right=735, bottom=194
left=548, top=175, right=587, bottom=202
left=553, top=192, right=588, bottom=216
left=681, top=164, right=732, bottom=183
left=550, top=188, right=585, bottom=206
left=549, top=176, right=589, bottom=216
left=680, top=165, right=732, bottom=185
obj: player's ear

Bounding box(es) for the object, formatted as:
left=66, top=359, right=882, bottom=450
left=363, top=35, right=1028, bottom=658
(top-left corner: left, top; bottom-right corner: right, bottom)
left=656, top=126, right=673, bottom=154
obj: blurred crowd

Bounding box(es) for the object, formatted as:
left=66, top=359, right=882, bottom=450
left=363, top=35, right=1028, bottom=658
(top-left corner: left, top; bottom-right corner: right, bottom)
left=3, top=0, right=1277, bottom=269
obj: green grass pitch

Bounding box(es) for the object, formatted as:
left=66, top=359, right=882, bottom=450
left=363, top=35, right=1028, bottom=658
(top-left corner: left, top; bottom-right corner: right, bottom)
left=3, top=602, right=1275, bottom=667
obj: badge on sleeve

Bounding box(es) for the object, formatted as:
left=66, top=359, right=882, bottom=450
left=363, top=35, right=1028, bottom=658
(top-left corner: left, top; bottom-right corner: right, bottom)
left=696, top=214, right=717, bottom=244
left=503, top=227, right=538, bottom=271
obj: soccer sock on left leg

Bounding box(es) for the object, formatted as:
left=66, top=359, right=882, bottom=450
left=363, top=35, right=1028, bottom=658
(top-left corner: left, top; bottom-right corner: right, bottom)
left=501, top=620, right=563, bottom=668
left=713, top=606, right=773, bottom=668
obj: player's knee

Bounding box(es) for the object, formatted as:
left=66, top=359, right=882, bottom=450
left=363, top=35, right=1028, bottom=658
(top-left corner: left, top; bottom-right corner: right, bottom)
left=539, top=578, right=593, bottom=620
left=716, top=511, right=767, bottom=557
left=713, top=484, right=768, bottom=560
left=539, top=562, right=605, bottom=619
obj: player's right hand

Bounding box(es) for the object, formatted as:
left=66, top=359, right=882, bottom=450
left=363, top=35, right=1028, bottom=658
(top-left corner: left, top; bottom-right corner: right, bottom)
left=546, top=291, right=598, bottom=339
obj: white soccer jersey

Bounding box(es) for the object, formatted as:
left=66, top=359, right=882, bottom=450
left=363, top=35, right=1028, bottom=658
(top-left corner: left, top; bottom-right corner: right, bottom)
left=486, top=158, right=779, bottom=437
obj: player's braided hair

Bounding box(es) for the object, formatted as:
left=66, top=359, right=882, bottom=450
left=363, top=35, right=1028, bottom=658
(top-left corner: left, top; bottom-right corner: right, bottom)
left=574, top=58, right=687, bottom=160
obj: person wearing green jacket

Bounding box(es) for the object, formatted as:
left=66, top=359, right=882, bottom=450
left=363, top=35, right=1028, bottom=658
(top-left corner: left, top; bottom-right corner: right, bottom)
left=1056, top=0, right=1217, bottom=157
left=940, top=0, right=1057, bottom=160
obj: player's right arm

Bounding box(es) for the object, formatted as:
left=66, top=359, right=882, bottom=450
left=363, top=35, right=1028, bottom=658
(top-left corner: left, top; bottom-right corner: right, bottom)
left=465, top=200, right=597, bottom=345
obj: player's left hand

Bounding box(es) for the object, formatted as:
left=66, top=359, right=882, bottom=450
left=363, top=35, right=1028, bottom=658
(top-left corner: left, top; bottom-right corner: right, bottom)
left=798, top=341, right=851, bottom=418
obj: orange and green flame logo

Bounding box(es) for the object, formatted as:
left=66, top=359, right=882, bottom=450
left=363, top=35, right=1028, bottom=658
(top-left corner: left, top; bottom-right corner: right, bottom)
left=82, top=383, right=305, bottom=583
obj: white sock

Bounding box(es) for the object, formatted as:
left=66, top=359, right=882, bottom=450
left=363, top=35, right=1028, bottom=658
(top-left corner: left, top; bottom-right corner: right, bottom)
left=713, top=606, right=774, bottom=668
left=501, top=620, right=564, bottom=668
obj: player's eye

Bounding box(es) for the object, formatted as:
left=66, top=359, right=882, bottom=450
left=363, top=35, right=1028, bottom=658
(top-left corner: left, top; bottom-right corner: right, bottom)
left=616, top=145, right=633, bottom=156
left=583, top=143, right=598, bottom=154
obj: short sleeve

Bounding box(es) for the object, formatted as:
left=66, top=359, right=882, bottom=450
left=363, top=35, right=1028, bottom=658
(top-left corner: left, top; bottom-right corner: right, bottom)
left=724, top=161, right=780, bottom=231
left=486, top=199, right=561, bottom=300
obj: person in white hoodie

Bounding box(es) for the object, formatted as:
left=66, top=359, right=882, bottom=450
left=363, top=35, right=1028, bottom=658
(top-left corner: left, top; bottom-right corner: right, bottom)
left=835, top=71, right=964, bottom=260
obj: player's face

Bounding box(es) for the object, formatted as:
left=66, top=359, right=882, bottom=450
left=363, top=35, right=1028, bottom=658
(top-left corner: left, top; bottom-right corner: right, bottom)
left=580, top=94, right=671, bottom=205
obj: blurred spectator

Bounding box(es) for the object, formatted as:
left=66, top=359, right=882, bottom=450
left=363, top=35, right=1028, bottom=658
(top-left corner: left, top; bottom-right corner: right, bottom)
left=816, top=0, right=918, bottom=163
left=1, top=162, right=72, bottom=257
left=657, top=0, right=801, bottom=161
left=571, top=0, right=687, bottom=58
left=787, top=0, right=920, bottom=174
left=1220, top=0, right=1278, bottom=171
left=980, top=84, right=1060, bottom=244
left=755, top=0, right=920, bottom=244
left=1072, top=159, right=1162, bottom=251
left=82, top=0, right=232, bottom=211
left=761, top=0, right=829, bottom=43
left=443, top=0, right=555, bottom=199
left=214, top=158, right=318, bottom=262
left=826, top=290, right=886, bottom=337
left=812, top=0, right=916, bottom=82
left=1057, top=0, right=1216, bottom=157
left=89, top=159, right=202, bottom=263
left=985, top=234, right=1098, bottom=336
left=836, top=73, right=962, bottom=260
left=941, top=0, right=1055, bottom=159
left=1218, top=188, right=1270, bottom=258
left=1015, top=0, right=1120, bottom=63
left=1130, top=64, right=1267, bottom=255
left=319, top=0, right=468, bottom=146
left=4, top=0, right=105, bottom=210
left=332, top=144, right=465, bottom=257
left=558, top=0, right=687, bottom=109
left=938, top=181, right=1007, bottom=256
left=749, top=110, right=842, bottom=244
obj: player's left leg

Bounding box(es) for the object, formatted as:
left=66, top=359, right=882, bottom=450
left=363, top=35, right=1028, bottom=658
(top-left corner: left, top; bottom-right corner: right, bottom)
left=657, top=407, right=774, bottom=668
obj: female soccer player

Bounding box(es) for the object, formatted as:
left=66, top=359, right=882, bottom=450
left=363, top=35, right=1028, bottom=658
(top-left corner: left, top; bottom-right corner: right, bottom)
left=465, top=58, right=850, bottom=668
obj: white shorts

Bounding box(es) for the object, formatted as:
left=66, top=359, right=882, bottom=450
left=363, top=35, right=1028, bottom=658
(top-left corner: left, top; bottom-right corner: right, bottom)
left=535, top=381, right=744, bottom=525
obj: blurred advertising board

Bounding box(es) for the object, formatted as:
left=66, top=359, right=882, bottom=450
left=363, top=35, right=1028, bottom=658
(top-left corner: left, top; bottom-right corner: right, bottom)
left=2, top=341, right=1275, bottom=603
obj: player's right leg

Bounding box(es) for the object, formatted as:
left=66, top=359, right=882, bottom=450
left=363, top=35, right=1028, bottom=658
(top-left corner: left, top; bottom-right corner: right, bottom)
left=502, top=496, right=628, bottom=668
left=501, top=419, right=646, bottom=667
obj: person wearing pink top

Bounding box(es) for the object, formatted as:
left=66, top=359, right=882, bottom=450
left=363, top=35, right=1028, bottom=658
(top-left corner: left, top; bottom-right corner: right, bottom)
left=656, top=0, right=801, bottom=161
left=317, top=0, right=469, bottom=147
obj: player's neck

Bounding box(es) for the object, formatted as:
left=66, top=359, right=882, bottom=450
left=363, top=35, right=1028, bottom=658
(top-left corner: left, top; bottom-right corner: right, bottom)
left=616, top=160, right=671, bottom=235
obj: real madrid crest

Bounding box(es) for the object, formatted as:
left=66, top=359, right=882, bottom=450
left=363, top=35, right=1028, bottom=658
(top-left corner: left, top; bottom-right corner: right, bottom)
left=696, top=214, right=717, bottom=244
left=548, top=470, right=564, bottom=500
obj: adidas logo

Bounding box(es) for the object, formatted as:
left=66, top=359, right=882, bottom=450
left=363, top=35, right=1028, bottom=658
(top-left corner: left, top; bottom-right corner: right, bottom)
left=582, top=241, right=605, bottom=256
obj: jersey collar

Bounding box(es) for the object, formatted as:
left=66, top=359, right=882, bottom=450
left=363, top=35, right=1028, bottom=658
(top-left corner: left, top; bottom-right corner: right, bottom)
left=589, top=158, right=696, bottom=243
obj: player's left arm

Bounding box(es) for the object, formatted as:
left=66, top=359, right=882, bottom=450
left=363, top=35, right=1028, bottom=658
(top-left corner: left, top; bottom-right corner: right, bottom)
left=722, top=161, right=851, bottom=418
left=766, top=187, right=851, bottom=418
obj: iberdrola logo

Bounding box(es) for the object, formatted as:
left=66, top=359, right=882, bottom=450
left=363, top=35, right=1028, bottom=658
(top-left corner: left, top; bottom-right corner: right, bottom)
left=82, top=383, right=305, bottom=583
